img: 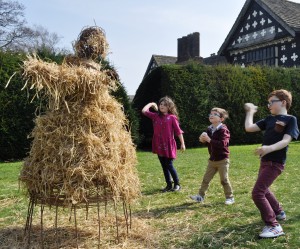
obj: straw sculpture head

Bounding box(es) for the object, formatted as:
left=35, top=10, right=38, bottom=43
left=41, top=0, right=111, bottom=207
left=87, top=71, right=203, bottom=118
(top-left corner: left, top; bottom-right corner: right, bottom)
left=74, top=26, right=109, bottom=60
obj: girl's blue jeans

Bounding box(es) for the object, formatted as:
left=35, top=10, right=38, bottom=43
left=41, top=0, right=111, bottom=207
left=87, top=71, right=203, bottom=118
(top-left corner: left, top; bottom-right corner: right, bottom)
left=158, top=156, right=179, bottom=186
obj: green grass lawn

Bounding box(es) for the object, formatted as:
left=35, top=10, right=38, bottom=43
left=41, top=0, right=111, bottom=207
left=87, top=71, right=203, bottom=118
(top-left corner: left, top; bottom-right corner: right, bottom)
left=1, top=142, right=300, bottom=248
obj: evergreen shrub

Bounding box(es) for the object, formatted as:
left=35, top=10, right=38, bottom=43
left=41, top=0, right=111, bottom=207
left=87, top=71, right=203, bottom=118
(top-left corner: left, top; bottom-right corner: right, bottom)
left=133, top=63, right=300, bottom=148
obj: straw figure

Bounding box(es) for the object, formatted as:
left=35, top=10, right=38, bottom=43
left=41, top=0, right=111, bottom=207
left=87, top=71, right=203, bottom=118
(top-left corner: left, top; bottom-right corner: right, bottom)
left=20, top=26, right=140, bottom=246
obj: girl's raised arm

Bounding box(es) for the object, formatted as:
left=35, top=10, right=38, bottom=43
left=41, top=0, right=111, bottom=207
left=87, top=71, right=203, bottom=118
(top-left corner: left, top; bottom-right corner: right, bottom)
left=142, top=102, right=158, bottom=113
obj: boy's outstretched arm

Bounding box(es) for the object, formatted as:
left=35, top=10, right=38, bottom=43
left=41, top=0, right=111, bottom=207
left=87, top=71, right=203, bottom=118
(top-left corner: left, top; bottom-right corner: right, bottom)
left=255, top=134, right=292, bottom=157
left=244, top=103, right=260, bottom=132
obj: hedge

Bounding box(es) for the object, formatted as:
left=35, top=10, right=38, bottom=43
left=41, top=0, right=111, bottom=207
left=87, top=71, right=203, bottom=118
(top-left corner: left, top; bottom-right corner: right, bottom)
left=133, top=63, right=300, bottom=148
left=0, top=52, right=36, bottom=160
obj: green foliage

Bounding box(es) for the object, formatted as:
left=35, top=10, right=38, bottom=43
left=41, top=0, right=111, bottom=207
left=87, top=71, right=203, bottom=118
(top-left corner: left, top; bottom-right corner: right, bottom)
left=0, top=51, right=37, bottom=160
left=0, top=49, right=66, bottom=161
left=133, top=63, right=300, bottom=147
left=36, top=47, right=65, bottom=63
left=111, top=82, right=140, bottom=145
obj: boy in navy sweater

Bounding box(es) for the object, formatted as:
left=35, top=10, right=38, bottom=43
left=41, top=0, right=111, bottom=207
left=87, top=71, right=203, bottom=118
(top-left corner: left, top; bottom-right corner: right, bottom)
left=245, top=89, right=299, bottom=238
left=190, top=107, right=234, bottom=205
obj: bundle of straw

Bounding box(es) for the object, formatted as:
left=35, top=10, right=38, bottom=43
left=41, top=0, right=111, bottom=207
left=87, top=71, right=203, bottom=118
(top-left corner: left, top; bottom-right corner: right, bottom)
left=20, top=54, right=140, bottom=206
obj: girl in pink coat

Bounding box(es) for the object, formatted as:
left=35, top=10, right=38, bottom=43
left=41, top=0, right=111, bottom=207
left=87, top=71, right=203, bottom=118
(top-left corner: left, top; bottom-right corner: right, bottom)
left=142, top=96, right=185, bottom=192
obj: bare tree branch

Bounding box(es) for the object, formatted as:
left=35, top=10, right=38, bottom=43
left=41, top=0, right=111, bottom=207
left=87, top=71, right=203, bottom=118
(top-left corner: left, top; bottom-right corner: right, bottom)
left=0, top=0, right=27, bottom=48
left=0, top=0, right=68, bottom=54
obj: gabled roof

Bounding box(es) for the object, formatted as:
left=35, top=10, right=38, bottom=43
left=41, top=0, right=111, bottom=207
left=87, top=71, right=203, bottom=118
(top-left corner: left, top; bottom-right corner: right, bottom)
left=143, top=55, right=177, bottom=79
left=218, top=0, right=300, bottom=55
left=152, top=55, right=177, bottom=66
left=261, top=0, right=300, bottom=30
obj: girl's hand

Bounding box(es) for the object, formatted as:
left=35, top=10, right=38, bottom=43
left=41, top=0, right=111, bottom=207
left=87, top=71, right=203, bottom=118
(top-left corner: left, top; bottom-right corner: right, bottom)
left=152, top=102, right=158, bottom=111
left=142, top=102, right=157, bottom=114
left=244, top=103, right=258, bottom=113
left=180, top=143, right=186, bottom=152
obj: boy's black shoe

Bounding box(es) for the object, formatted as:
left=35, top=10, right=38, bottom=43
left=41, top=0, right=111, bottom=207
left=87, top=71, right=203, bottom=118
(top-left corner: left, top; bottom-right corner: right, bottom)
left=161, top=185, right=173, bottom=192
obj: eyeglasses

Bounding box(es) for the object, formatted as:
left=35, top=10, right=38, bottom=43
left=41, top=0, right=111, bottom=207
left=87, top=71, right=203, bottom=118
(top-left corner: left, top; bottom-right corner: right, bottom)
left=208, top=113, right=220, bottom=117
left=267, top=99, right=282, bottom=107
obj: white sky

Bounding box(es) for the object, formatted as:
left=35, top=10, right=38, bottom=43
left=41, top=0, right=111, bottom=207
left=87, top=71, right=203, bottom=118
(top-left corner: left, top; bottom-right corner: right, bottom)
left=18, top=0, right=300, bottom=95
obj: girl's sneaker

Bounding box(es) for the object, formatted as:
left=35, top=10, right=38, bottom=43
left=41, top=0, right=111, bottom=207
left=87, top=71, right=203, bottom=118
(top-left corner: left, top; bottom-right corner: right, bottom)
left=225, top=197, right=235, bottom=205
left=161, top=185, right=173, bottom=192
left=259, top=225, right=284, bottom=238
left=190, top=194, right=204, bottom=203
left=173, top=184, right=181, bottom=191
left=276, top=211, right=286, bottom=220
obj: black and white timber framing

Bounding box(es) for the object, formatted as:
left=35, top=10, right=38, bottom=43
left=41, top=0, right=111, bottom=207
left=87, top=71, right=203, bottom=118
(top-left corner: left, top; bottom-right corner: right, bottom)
left=218, top=0, right=300, bottom=67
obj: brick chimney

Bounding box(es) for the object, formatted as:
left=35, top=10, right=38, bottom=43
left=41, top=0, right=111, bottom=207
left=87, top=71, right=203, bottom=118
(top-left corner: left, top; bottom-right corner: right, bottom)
left=177, top=32, right=200, bottom=63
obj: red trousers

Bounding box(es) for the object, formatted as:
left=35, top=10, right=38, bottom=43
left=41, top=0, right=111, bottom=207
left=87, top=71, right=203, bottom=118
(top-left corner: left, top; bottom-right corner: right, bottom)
left=252, top=160, right=284, bottom=226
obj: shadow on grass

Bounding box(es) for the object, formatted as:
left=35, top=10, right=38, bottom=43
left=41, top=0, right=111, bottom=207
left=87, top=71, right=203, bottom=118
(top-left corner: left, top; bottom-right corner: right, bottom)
left=0, top=218, right=155, bottom=248
left=180, top=213, right=300, bottom=248
left=134, top=200, right=226, bottom=219
left=0, top=225, right=96, bottom=248
left=184, top=220, right=292, bottom=249
left=0, top=224, right=139, bottom=248
left=141, top=188, right=165, bottom=196
left=133, top=199, right=300, bottom=248
left=284, top=213, right=300, bottom=223
left=186, top=221, right=262, bottom=249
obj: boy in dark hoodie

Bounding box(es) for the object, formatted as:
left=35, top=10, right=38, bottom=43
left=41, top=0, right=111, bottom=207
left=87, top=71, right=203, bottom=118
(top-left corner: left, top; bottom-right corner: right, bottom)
left=190, top=107, right=234, bottom=205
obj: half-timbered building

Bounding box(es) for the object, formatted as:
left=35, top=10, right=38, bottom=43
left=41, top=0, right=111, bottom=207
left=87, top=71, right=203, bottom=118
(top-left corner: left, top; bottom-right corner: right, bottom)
left=218, top=0, right=300, bottom=67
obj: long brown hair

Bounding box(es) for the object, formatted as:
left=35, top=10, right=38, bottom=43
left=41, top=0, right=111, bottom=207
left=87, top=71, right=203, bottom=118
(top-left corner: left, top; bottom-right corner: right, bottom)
left=158, top=96, right=179, bottom=118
